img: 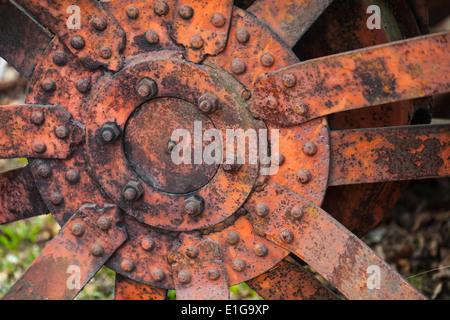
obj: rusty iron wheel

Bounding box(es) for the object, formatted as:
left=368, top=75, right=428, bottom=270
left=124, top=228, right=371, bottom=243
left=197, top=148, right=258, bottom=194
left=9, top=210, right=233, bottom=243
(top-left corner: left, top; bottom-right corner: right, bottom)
left=0, top=0, right=449, bottom=300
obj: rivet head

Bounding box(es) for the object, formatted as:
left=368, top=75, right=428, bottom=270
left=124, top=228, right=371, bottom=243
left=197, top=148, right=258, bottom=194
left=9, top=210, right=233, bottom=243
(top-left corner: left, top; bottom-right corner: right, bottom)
left=41, top=79, right=56, bottom=92
left=97, top=216, right=112, bottom=231
left=266, top=96, right=279, bottom=110
left=123, top=180, right=144, bottom=201
left=99, top=46, right=112, bottom=59
left=211, top=13, right=226, bottom=27
left=126, top=5, right=139, bottom=19
left=207, top=267, right=221, bottom=280
left=255, top=203, right=269, bottom=217
left=179, top=5, right=194, bottom=19
left=91, top=243, right=104, bottom=256
left=30, top=111, right=45, bottom=125
left=185, top=245, right=199, bottom=258
left=182, top=195, right=204, bottom=217
left=70, top=35, right=85, bottom=50
left=167, top=140, right=177, bottom=152
left=141, top=237, right=155, bottom=251
left=151, top=268, right=165, bottom=282
left=136, top=78, right=158, bottom=99
left=33, top=140, right=46, bottom=154
left=189, top=34, right=204, bottom=49
left=279, top=229, right=294, bottom=244
left=177, top=270, right=192, bottom=284
left=76, top=78, right=91, bottom=93
left=295, top=102, right=309, bottom=116
left=55, top=126, right=69, bottom=139
left=154, top=1, right=169, bottom=16
left=232, top=259, right=246, bottom=272
left=231, top=58, right=246, bottom=75
left=225, top=231, right=240, bottom=245
left=71, top=223, right=85, bottom=237
left=121, top=259, right=135, bottom=272
left=53, top=51, right=67, bottom=66
left=50, top=192, right=64, bottom=206
left=65, top=169, right=80, bottom=184
left=260, top=53, right=275, bottom=67
left=145, top=30, right=159, bottom=44
left=92, top=16, right=107, bottom=31
left=291, top=206, right=304, bottom=220
left=282, top=73, right=297, bottom=88
left=254, top=244, right=268, bottom=257
left=297, top=169, right=312, bottom=184
left=302, top=142, right=317, bottom=156
left=235, top=28, right=250, bottom=43
left=37, top=163, right=51, bottom=178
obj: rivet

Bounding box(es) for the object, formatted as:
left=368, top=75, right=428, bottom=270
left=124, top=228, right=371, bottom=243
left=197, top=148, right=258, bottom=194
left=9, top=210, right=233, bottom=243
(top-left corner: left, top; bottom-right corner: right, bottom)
left=65, top=169, right=80, bottom=184
left=291, top=206, right=304, bottom=220
left=90, top=243, right=104, bottom=256
left=295, top=102, right=309, bottom=116
left=76, top=78, right=91, bottom=93
left=302, top=142, right=317, bottom=156
left=70, top=35, right=85, bottom=50
left=50, top=192, right=64, bottom=206
left=55, top=126, right=69, bottom=139
left=99, top=46, right=112, bottom=59
left=145, top=30, right=159, bottom=44
left=92, top=16, right=107, bottom=31
left=255, top=203, right=269, bottom=217
left=225, top=231, right=240, bottom=245
left=33, top=140, right=46, bottom=154
left=97, top=216, right=112, bottom=231
left=189, top=34, right=204, bottom=49
left=235, top=28, right=250, bottom=43
left=297, top=169, right=312, bottom=184
left=177, top=270, right=192, bottom=284
left=121, top=259, right=135, bottom=272
left=282, top=73, right=297, bottom=88
left=30, top=111, right=45, bottom=125
left=185, top=245, right=199, bottom=258
left=260, top=53, right=275, bottom=67
left=71, top=223, right=85, bottom=237
left=37, top=163, right=51, bottom=178
left=211, top=13, right=226, bottom=27
left=167, top=140, right=177, bottom=152
left=178, top=5, right=193, bottom=19
left=266, top=96, right=279, bottom=110
left=141, top=237, right=155, bottom=251
left=279, top=229, right=294, bottom=244
left=151, top=268, right=165, bottom=282
left=253, top=244, right=268, bottom=257
left=154, top=1, right=169, bottom=16
left=41, top=79, right=56, bottom=92
left=232, top=259, right=246, bottom=272
left=126, top=5, right=139, bottom=19
left=207, top=267, right=221, bottom=280
left=231, top=58, right=246, bottom=75
left=52, top=51, right=68, bottom=66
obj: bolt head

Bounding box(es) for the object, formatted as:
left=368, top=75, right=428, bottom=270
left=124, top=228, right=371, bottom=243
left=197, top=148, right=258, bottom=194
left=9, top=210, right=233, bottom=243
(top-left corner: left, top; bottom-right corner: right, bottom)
left=97, top=216, right=112, bottom=231
left=91, top=243, right=105, bottom=256
left=279, top=229, right=294, bottom=244
left=151, top=268, right=165, bottom=282
left=55, top=126, right=69, bottom=139
left=177, top=270, right=192, bottom=284
left=211, top=13, right=226, bottom=27
left=297, top=169, right=312, bottom=184
left=123, top=180, right=144, bottom=201
left=260, top=53, right=275, bottom=67
left=121, top=259, right=135, bottom=272
left=254, top=244, right=268, bottom=257
left=30, top=111, right=45, bottom=125
left=71, top=223, right=85, bottom=237
left=182, top=195, right=205, bottom=216
left=179, top=5, right=194, bottom=19
left=198, top=93, right=219, bottom=114
left=136, top=78, right=158, bottom=99
left=207, top=267, right=221, bottom=280
left=70, top=35, right=85, bottom=50
left=302, top=142, right=317, bottom=156
left=141, top=237, right=155, bottom=251
left=92, top=16, right=107, bottom=31
left=154, top=1, right=169, bottom=16
left=99, top=123, right=121, bottom=144
left=231, top=58, right=246, bottom=75
left=126, top=5, right=139, bottom=19
left=232, top=259, right=246, bottom=272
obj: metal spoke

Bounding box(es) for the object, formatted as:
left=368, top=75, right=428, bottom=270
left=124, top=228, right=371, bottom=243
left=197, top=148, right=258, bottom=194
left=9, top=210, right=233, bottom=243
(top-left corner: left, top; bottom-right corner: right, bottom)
left=246, top=258, right=338, bottom=300
left=0, top=165, right=49, bottom=225
left=2, top=204, right=127, bottom=300
left=250, top=32, right=450, bottom=126
left=114, top=274, right=167, bottom=300
left=247, top=0, right=333, bottom=48
left=0, top=104, right=84, bottom=159
left=329, top=124, right=450, bottom=186
left=0, top=0, right=53, bottom=80
left=245, top=183, right=426, bottom=300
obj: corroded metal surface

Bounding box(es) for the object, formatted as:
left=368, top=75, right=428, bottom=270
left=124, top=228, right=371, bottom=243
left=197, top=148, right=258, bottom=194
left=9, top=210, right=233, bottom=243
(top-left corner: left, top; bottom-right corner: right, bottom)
left=114, top=274, right=168, bottom=300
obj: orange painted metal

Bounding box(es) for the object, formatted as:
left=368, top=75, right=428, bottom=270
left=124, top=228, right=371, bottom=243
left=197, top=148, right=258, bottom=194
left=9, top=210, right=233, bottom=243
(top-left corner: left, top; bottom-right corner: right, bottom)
left=114, top=274, right=167, bottom=300
left=246, top=258, right=338, bottom=300
left=329, top=124, right=450, bottom=186
left=15, top=0, right=125, bottom=71
left=245, top=183, right=426, bottom=300
left=250, top=32, right=450, bottom=126
left=2, top=204, right=127, bottom=300
left=0, top=104, right=84, bottom=159
left=247, top=0, right=333, bottom=47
